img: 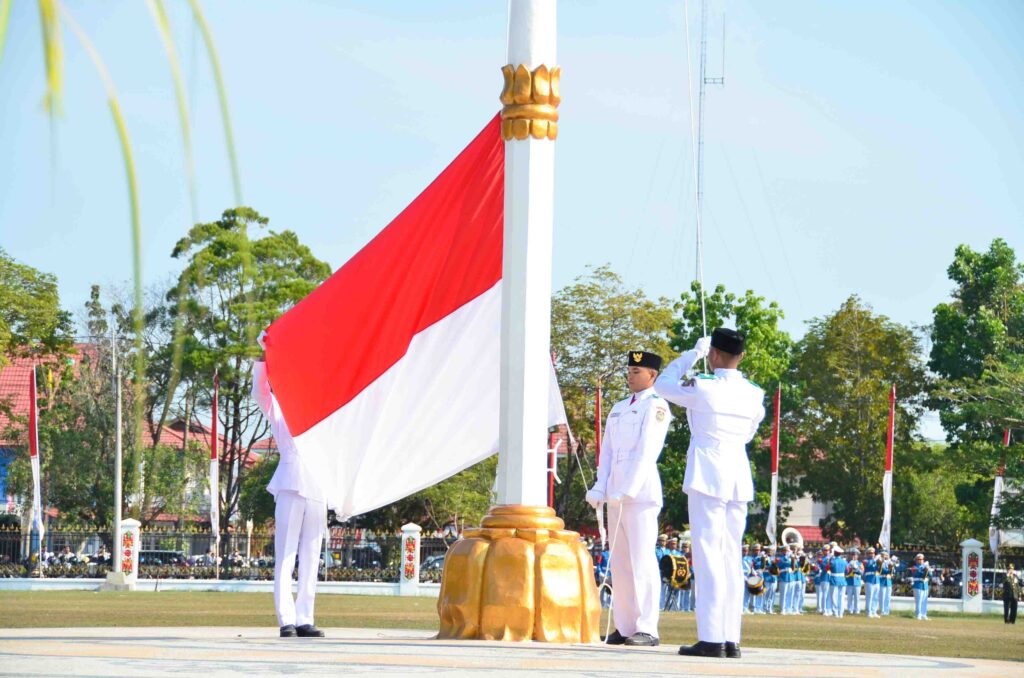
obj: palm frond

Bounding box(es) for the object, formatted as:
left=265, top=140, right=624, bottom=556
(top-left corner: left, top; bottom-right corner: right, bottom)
left=148, top=0, right=198, bottom=223
left=188, top=0, right=242, bottom=206
left=60, top=4, right=147, bottom=506
left=0, top=0, right=12, bottom=64
left=37, top=0, right=62, bottom=114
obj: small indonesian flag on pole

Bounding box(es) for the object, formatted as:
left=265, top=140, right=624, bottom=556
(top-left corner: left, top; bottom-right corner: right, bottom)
left=879, top=383, right=896, bottom=552
left=989, top=429, right=1010, bottom=558
left=210, top=371, right=220, bottom=542
left=594, top=384, right=603, bottom=468
left=765, top=383, right=781, bottom=545
left=28, top=366, right=45, bottom=542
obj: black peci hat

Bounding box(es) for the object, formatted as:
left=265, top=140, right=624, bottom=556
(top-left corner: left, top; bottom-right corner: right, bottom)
left=627, top=351, right=663, bottom=370
left=711, top=328, right=745, bottom=355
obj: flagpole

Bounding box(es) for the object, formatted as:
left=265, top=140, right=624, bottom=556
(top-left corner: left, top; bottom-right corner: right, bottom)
left=766, top=384, right=781, bottom=546
left=879, top=383, right=895, bottom=553
left=112, top=327, right=122, bottom=575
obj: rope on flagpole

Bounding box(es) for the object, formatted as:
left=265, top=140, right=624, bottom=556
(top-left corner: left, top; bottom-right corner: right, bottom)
left=683, top=0, right=709, bottom=368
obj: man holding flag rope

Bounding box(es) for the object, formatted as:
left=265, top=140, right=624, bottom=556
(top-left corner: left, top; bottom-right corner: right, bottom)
left=656, top=329, right=766, bottom=659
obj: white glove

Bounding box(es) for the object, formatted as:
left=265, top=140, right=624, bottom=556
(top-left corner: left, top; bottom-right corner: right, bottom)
left=585, top=488, right=605, bottom=509
left=694, top=336, right=712, bottom=359
left=257, top=330, right=267, bottom=350
left=606, top=494, right=623, bottom=507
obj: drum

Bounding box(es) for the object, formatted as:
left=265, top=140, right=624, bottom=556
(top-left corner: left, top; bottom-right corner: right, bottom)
left=745, top=573, right=765, bottom=595
left=660, top=554, right=691, bottom=589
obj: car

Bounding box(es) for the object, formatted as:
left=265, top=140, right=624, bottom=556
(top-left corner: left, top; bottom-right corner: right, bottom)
left=421, top=554, right=445, bottom=571
left=139, top=550, right=188, bottom=566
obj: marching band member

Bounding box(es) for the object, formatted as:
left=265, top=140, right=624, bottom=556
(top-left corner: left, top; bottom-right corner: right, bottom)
left=587, top=351, right=672, bottom=646
left=878, top=550, right=894, bottom=616
left=911, top=553, right=932, bottom=620
left=845, top=548, right=863, bottom=615
left=777, top=543, right=794, bottom=614
left=829, top=546, right=848, bottom=618
left=863, top=547, right=880, bottom=618
left=762, top=545, right=778, bottom=614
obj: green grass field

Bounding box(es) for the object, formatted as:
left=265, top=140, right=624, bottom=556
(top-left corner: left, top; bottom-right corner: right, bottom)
left=1, top=591, right=1021, bottom=663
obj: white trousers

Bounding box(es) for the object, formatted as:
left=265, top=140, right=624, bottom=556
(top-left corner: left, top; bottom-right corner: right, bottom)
left=274, top=490, right=326, bottom=627
left=688, top=490, right=747, bottom=644
left=607, top=501, right=661, bottom=637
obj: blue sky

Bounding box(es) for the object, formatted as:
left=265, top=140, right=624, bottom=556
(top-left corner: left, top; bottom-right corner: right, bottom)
left=2, top=1, right=1023, bottom=438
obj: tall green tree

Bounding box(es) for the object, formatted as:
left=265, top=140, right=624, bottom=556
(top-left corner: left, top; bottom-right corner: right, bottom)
left=663, top=282, right=794, bottom=534
left=929, top=239, right=1023, bottom=531
left=170, top=207, right=330, bottom=538
left=0, top=247, right=72, bottom=364
left=789, top=295, right=928, bottom=542
left=548, top=265, right=675, bottom=529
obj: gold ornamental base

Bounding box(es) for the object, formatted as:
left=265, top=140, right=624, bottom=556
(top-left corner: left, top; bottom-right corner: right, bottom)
left=436, top=505, right=601, bottom=643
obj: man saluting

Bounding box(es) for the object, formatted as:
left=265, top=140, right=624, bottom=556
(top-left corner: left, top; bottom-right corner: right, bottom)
left=655, top=329, right=765, bottom=659
left=586, top=351, right=672, bottom=647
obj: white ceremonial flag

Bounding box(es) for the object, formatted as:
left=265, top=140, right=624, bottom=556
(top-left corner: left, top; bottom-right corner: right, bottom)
left=878, top=384, right=895, bottom=552
left=765, top=385, right=781, bottom=545
left=989, top=429, right=1009, bottom=558
left=28, top=367, right=44, bottom=541
left=210, top=371, right=220, bottom=542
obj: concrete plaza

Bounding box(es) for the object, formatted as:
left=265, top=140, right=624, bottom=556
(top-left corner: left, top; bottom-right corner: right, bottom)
left=0, top=627, right=1017, bottom=677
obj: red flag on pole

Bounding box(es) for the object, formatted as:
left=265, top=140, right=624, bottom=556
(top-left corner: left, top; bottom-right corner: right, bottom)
left=29, top=367, right=45, bottom=541
left=879, top=383, right=896, bottom=551
left=766, top=384, right=781, bottom=545
left=210, top=371, right=220, bottom=541
left=991, top=429, right=1011, bottom=557
left=594, top=385, right=603, bottom=468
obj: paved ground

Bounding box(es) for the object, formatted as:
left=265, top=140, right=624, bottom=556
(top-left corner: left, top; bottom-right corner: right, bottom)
left=0, top=627, right=1018, bottom=677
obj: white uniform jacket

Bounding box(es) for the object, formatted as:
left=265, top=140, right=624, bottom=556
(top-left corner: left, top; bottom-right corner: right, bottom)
left=252, top=361, right=329, bottom=504
left=654, top=350, right=766, bottom=502
left=591, top=388, right=672, bottom=506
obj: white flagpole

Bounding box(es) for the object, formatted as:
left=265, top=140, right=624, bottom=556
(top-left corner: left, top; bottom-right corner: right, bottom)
left=765, top=385, right=780, bottom=545
left=210, top=371, right=220, bottom=579
left=28, top=366, right=44, bottom=574
left=989, top=428, right=1009, bottom=600
left=878, top=384, right=895, bottom=552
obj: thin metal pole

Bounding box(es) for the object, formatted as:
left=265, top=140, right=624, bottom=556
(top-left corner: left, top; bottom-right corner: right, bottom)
left=113, top=327, right=123, bottom=573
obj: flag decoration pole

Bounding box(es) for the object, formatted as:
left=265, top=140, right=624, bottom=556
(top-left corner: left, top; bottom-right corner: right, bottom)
left=878, top=383, right=895, bottom=552
left=437, top=0, right=600, bottom=643
left=989, top=428, right=1009, bottom=599
left=28, top=367, right=45, bottom=575
left=211, top=370, right=220, bottom=580
left=765, top=384, right=781, bottom=546
left=594, top=382, right=602, bottom=468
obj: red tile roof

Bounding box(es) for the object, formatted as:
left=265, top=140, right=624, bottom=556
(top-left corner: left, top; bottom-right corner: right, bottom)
left=793, top=525, right=826, bottom=544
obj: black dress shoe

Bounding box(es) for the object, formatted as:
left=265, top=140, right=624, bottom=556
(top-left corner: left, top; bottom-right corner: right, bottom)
left=295, top=624, right=325, bottom=638
left=678, top=641, right=726, bottom=658
left=725, top=642, right=741, bottom=658
left=624, top=632, right=659, bottom=646
left=279, top=625, right=297, bottom=638
left=601, top=629, right=627, bottom=645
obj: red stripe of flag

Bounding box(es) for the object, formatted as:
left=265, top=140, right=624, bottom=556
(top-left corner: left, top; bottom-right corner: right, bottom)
left=28, top=367, right=38, bottom=458
left=265, top=115, right=504, bottom=437
left=885, top=383, right=895, bottom=473
left=770, top=384, right=781, bottom=474
left=1004, top=428, right=1011, bottom=448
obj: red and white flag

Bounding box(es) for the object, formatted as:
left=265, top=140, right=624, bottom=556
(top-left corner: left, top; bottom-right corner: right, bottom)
left=28, top=367, right=45, bottom=540
left=263, top=115, right=566, bottom=519
left=989, top=429, right=1010, bottom=558
left=878, top=383, right=896, bottom=552
left=210, top=371, right=220, bottom=541
left=594, top=385, right=603, bottom=468
left=765, top=384, right=781, bottom=545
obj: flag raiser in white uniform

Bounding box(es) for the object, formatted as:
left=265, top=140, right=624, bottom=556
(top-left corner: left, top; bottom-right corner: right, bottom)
left=656, top=335, right=765, bottom=651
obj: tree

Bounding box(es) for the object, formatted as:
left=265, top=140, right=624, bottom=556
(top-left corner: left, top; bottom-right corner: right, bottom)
left=0, top=248, right=72, bottom=364
left=789, top=296, right=928, bottom=542
left=663, top=282, right=794, bottom=534
left=170, top=207, right=331, bottom=539
left=929, top=239, right=1024, bottom=531
left=549, top=265, right=675, bottom=529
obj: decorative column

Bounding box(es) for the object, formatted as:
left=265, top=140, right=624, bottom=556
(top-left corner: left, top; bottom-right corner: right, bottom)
left=400, top=522, right=422, bottom=596
left=103, top=518, right=140, bottom=591
left=960, top=538, right=983, bottom=613
left=436, top=0, right=600, bottom=643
